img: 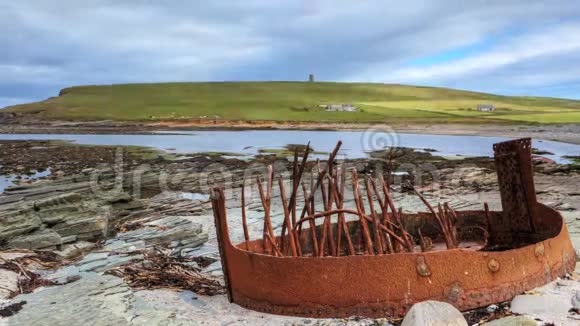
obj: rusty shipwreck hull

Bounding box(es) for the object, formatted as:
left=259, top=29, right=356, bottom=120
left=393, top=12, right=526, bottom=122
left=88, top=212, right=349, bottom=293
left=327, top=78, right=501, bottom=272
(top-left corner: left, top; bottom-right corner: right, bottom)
left=210, top=138, right=577, bottom=318
left=212, top=204, right=575, bottom=318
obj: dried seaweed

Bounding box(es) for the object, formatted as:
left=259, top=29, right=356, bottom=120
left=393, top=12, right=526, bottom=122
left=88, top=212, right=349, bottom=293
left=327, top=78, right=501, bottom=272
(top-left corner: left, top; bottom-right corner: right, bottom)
left=107, top=251, right=224, bottom=296
left=462, top=301, right=511, bottom=325
left=191, top=256, right=216, bottom=268
left=0, top=301, right=27, bottom=318
left=0, top=250, right=64, bottom=298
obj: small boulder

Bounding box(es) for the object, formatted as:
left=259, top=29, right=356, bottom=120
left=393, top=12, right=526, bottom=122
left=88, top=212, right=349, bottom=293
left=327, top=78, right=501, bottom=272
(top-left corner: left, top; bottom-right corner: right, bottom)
left=401, top=301, right=467, bottom=326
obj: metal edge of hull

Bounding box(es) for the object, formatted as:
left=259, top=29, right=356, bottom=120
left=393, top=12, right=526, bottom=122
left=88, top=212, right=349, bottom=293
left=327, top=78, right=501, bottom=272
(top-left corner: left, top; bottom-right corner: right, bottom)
left=219, top=205, right=576, bottom=318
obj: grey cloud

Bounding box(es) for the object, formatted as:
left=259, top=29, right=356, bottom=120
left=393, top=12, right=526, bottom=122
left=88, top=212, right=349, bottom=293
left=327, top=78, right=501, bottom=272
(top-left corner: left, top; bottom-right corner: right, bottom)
left=1, top=0, right=580, bottom=108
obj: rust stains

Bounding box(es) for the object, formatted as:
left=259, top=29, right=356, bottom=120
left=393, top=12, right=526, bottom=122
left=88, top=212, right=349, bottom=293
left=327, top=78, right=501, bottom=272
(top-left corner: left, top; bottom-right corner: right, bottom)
left=210, top=138, right=577, bottom=318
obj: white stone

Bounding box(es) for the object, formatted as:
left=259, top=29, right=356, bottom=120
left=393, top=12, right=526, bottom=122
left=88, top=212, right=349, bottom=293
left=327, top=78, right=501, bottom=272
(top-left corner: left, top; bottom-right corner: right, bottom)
left=511, top=294, right=572, bottom=316
left=486, top=304, right=499, bottom=313
left=401, top=301, right=467, bottom=326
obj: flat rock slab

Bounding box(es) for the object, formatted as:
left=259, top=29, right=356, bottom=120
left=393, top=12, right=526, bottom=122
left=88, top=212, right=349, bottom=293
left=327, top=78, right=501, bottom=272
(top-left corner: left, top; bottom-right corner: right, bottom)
left=0, top=269, right=19, bottom=299
left=135, top=289, right=316, bottom=326
left=5, top=272, right=328, bottom=326
left=56, top=241, right=97, bottom=259
left=6, top=273, right=134, bottom=325
left=511, top=294, right=571, bottom=315
left=7, top=229, right=62, bottom=249
left=75, top=252, right=145, bottom=273
left=510, top=278, right=580, bottom=325
left=482, top=316, right=537, bottom=325
left=4, top=272, right=182, bottom=326
left=115, top=216, right=208, bottom=255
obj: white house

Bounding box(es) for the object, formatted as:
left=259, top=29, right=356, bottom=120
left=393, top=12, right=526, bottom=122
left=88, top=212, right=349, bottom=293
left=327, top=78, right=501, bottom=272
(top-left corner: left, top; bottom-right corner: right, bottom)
left=322, top=104, right=359, bottom=112
left=477, top=104, right=495, bottom=112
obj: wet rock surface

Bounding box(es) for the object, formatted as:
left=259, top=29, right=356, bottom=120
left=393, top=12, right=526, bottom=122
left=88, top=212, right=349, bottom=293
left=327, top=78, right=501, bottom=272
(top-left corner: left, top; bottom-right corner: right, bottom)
left=0, top=140, right=146, bottom=178
left=0, top=141, right=246, bottom=250
left=0, top=187, right=115, bottom=250
left=6, top=273, right=169, bottom=326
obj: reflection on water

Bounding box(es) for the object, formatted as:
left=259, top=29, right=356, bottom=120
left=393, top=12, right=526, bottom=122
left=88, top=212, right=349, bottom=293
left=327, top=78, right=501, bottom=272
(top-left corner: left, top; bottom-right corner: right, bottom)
left=0, top=130, right=578, bottom=169
left=180, top=192, right=210, bottom=201
left=0, top=168, right=52, bottom=194
left=0, top=176, right=15, bottom=194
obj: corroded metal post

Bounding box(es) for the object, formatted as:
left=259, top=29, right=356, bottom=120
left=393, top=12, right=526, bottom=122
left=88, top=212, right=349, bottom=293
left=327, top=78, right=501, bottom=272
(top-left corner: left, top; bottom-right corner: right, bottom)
left=211, top=187, right=233, bottom=302
left=492, top=138, right=548, bottom=245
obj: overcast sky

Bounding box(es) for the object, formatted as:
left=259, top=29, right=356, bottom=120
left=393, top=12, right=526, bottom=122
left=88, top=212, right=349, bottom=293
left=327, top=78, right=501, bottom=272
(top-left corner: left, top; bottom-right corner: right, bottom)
left=2, top=0, right=580, bottom=108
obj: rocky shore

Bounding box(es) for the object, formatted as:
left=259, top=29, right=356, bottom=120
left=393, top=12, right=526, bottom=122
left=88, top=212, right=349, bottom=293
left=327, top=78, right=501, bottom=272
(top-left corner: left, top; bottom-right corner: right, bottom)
left=0, top=141, right=579, bottom=325
left=3, top=111, right=580, bottom=145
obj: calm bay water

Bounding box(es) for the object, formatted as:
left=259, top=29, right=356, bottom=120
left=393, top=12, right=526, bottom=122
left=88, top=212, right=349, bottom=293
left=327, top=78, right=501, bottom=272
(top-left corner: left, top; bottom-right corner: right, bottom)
left=1, top=130, right=579, bottom=193
left=0, top=130, right=578, bottom=162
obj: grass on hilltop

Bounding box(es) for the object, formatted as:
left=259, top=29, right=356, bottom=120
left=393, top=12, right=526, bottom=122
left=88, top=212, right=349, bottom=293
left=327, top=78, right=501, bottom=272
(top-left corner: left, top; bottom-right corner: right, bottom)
left=6, top=82, right=580, bottom=124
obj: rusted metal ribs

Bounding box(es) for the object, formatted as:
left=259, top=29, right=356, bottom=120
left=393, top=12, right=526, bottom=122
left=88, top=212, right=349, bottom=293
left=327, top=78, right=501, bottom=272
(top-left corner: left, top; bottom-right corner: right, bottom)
left=211, top=138, right=577, bottom=318
left=238, top=141, right=460, bottom=257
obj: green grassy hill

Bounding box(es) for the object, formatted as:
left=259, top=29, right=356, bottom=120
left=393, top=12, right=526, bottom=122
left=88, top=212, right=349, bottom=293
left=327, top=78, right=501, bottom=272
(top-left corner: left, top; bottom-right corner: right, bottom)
left=6, top=82, right=580, bottom=124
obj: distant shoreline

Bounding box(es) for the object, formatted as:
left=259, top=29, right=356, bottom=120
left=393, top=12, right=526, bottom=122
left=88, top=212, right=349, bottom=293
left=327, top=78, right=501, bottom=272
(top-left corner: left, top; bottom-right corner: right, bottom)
left=2, top=120, right=580, bottom=145
left=6, top=82, right=580, bottom=124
